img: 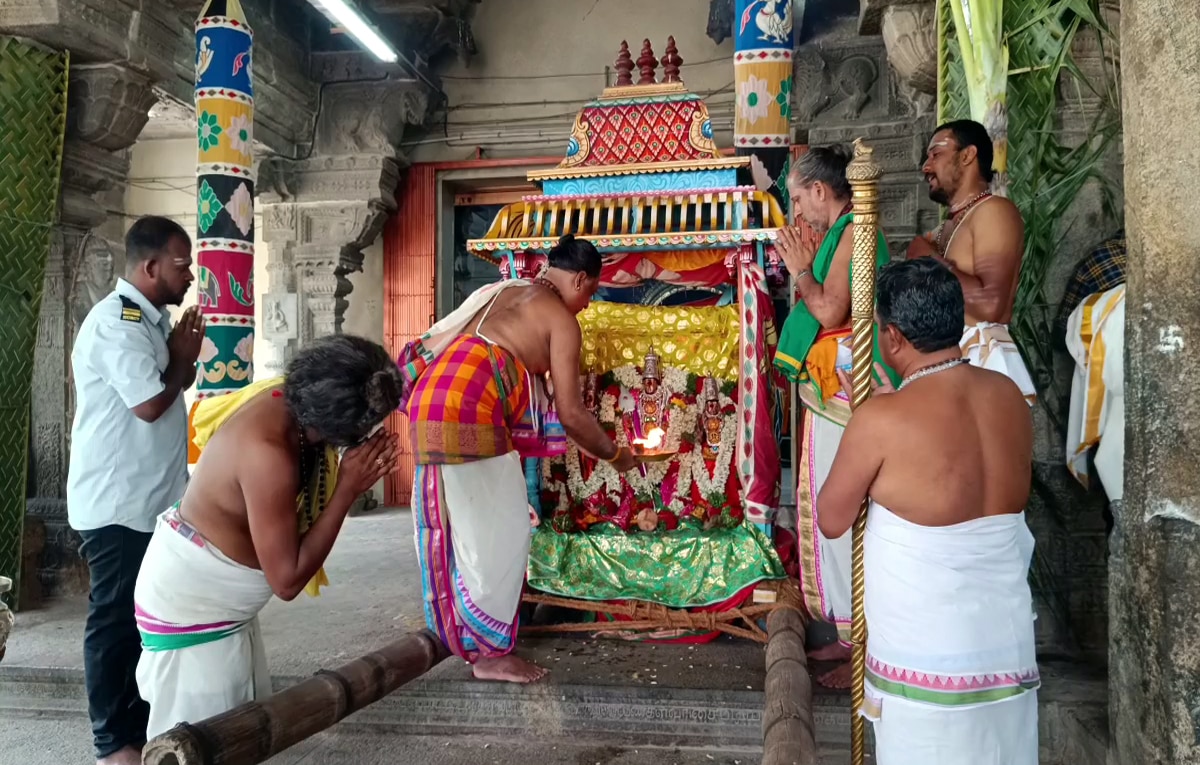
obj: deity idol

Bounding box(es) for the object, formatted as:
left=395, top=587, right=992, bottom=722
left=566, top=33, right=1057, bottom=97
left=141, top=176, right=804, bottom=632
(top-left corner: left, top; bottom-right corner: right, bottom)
left=700, top=377, right=723, bottom=461
left=582, top=371, right=600, bottom=417
left=632, top=347, right=666, bottom=439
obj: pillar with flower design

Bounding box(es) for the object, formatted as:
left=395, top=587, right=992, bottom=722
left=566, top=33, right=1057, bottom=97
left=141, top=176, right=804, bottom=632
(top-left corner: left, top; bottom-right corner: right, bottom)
left=193, top=0, right=255, bottom=400
left=734, top=0, right=794, bottom=215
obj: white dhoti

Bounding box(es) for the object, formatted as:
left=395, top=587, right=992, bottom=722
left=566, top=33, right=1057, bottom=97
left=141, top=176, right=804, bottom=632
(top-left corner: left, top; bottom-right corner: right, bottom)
left=413, top=451, right=531, bottom=660
left=134, top=506, right=275, bottom=738
left=1065, top=285, right=1125, bottom=501
left=961, top=322, right=1037, bottom=405
left=795, top=336, right=854, bottom=643
left=861, top=502, right=1039, bottom=764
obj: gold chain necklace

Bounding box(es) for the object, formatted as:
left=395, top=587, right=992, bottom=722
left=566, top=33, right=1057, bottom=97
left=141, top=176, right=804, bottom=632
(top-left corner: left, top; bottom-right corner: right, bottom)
left=899, top=358, right=968, bottom=390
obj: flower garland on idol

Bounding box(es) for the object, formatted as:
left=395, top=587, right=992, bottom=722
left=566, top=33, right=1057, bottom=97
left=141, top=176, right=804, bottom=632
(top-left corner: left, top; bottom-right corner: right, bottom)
left=690, top=406, right=738, bottom=503
left=546, top=362, right=740, bottom=530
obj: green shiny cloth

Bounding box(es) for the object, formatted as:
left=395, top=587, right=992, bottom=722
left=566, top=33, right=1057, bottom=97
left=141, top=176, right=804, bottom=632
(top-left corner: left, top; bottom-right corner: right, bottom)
left=526, top=524, right=785, bottom=607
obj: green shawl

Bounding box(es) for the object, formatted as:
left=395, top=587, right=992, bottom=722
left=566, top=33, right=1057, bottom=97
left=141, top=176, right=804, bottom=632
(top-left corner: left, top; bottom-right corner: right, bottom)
left=773, top=214, right=901, bottom=402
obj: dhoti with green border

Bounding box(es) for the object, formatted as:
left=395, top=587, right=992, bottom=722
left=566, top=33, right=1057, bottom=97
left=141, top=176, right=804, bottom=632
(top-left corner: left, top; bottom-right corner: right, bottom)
left=134, top=505, right=274, bottom=738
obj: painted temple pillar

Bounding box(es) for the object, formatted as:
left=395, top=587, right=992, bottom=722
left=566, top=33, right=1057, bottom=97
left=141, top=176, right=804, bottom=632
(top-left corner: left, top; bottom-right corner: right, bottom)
left=24, top=63, right=156, bottom=605
left=733, top=0, right=795, bottom=212
left=194, top=0, right=255, bottom=399
left=1109, top=1, right=1200, bottom=762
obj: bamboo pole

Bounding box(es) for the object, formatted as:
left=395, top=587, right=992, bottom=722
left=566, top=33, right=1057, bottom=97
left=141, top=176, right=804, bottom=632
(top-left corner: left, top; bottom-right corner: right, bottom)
left=761, top=607, right=817, bottom=765
left=142, top=630, right=449, bottom=765
left=845, top=138, right=882, bottom=765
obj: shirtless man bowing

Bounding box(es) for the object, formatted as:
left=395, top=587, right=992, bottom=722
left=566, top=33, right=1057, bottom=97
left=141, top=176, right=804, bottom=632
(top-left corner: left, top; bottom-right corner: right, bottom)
left=822, top=258, right=1039, bottom=764
left=399, top=234, right=637, bottom=684
left=134, top=335, right=404, bottom=737
left=907, top=119, right=1037, bottom=403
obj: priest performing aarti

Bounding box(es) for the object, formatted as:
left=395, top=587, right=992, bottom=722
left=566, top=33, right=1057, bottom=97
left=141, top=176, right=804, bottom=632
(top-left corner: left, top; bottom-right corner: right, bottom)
left=398, top=235, right=638, bottom=684
left=458, top=38, right=789, bottom=647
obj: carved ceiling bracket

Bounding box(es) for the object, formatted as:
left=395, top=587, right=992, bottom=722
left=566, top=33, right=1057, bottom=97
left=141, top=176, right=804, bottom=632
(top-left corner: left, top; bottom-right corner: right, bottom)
left=254, top=76, right=431, bottom=365
left=859, top=0, right=930, bottom=36
left=67, top=63, right=158, bottom=151
left=878, top=2, right=937, bottom=118
left=258, top=153, right=403, bottom=368
left=59, top=63, right=156, bottom=230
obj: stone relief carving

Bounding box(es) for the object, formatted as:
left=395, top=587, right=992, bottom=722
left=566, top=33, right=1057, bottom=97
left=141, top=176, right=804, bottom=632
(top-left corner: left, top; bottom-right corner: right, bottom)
left=314, top=82, right=428, bottom=157
left=833, top=55, right=879, bottom=119
left=70, top=235, right=116, bottom=332
left=792, top=42, right=888, bottom=127
left=64, top=233, right=118, bottom=466
left=262, top=293, right=298, bottom=341
left=793, top=48, right=833, bottom=122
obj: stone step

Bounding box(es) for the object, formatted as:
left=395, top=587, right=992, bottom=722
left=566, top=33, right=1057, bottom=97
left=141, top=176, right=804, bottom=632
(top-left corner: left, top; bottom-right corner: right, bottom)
left=0, top=661, right=1108, bottom=764
left=0, top=666, right=854, bottom=760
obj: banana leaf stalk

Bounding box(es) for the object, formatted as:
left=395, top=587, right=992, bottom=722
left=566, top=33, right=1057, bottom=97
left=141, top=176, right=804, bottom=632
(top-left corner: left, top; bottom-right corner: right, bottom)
left=948, top=0, right=1010, bottom=196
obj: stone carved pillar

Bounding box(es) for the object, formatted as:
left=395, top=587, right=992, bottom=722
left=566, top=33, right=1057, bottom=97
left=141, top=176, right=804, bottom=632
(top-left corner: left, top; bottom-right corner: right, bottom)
left=1110, top=1, right=1200, bottom=762
left=24, top=63, right=153, bottom=604
left=257, top=80, right=422, bottom=368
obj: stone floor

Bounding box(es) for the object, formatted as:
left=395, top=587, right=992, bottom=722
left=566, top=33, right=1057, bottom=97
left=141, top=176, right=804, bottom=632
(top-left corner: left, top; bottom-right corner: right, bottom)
left=1, top=508, right=1108, bottom=764
left=3, top=508, right=774, bottom=689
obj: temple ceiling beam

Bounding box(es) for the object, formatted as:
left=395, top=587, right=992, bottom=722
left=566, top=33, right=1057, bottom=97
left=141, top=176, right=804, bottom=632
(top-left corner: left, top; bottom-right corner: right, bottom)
left=0, top=0, right=320, bottom=153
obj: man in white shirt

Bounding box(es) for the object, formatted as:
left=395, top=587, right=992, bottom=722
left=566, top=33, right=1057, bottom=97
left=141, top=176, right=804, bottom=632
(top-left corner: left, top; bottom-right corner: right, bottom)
left=68, top=215, right=204, bottom=765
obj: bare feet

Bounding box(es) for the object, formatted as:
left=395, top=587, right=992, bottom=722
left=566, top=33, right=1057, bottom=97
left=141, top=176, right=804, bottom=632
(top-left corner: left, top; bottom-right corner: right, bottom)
left=97, top=745, right=142, bottom=765
left=816, top=661, right=853, bottom=689
left=472, top=655, right=549, bottom=684
left=807, top=641, right=852, bottom=662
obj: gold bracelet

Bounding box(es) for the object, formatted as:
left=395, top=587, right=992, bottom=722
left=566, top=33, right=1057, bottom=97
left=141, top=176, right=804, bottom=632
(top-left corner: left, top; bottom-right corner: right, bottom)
left=604, top=446, right=623, bottom=463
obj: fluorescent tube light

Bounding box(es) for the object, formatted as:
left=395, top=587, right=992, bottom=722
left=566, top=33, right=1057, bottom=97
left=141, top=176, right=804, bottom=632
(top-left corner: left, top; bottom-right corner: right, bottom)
left=312, top=0, right=399, bottom=63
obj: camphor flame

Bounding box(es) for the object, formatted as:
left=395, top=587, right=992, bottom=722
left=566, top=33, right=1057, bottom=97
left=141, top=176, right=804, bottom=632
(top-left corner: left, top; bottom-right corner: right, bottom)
left=632, top=427, right=666, bottom=451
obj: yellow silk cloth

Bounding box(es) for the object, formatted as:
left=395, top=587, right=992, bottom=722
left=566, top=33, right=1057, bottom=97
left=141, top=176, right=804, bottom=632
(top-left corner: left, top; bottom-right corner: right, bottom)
left=188, top=376, right=340, bottom=597
left=577, top=303, right=741, bottom=380
left=639, top=250, right=727, bottom=272
left=803, top=333, right=846, bottom=404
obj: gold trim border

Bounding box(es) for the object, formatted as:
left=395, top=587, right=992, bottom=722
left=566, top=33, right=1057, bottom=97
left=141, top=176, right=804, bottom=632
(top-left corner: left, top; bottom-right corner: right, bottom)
left=599, top=81, right=689, bottom=100
left=528, top=157, right=749, bottom=182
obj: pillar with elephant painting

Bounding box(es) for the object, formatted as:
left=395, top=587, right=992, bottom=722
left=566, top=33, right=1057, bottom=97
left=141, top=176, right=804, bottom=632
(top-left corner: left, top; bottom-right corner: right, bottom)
left=464, top=39, right=793, bottom=641
left=192, top=0, right=256, bottom=404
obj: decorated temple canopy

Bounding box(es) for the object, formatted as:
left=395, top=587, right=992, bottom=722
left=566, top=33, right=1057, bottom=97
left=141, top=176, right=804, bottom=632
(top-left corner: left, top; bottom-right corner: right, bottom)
left=471, top=188, right=785, bottom=261
left=467, top=37, right=785, bottom=269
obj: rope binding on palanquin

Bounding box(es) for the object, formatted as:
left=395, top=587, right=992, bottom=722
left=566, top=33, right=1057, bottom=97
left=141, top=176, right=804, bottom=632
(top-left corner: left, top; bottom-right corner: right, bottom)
left=519, top=578, right=804, bottom=644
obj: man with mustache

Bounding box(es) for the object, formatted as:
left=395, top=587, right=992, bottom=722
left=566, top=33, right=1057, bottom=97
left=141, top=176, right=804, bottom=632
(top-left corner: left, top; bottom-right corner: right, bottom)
left=907, top=120, right=1036, bottom=404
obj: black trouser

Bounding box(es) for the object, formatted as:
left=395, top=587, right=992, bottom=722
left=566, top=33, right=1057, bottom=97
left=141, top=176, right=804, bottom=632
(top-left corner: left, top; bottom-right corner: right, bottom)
left=79, top=525, right=152, bottom=759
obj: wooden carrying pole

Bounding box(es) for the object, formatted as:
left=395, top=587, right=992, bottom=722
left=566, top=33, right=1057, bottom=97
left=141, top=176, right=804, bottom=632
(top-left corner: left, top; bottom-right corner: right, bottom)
left=761, top=607, right=817, bottom=765
left=142, top=630, right=449, bottom=765
left=845, top=138, right=882, bottom=765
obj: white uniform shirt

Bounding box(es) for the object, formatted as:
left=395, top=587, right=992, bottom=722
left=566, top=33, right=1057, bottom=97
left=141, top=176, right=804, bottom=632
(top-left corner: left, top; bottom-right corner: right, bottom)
left=67, top=279, right=189, bottom=533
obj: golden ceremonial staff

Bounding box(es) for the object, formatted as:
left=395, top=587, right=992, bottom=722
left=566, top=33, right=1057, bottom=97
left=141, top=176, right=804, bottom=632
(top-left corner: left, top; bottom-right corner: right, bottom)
left=846, top=138, right=882, bottom=765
